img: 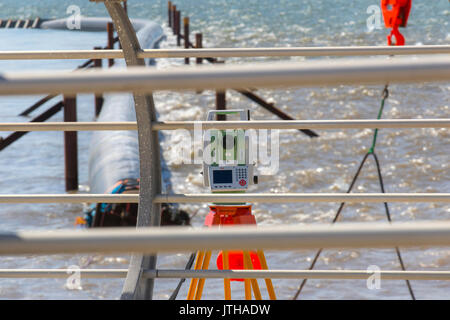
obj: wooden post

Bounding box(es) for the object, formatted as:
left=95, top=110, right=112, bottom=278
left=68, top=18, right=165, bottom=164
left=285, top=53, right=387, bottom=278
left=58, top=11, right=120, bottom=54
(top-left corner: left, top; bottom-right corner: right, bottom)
left=215, top=59, right=227, bottom=120
left=195, top=33, right=203, bottom=64
left=216, top=90, right=226, bottom=121
left=195, top=33, right=203, bottom=94
left=107, top=22, right=115, bottom=67
left=172, top=5, right=177, bottom=34
left=63, top=96, right=78, bottom=191
left=175, top=11, right=181, bottom=46
left=184, top=17, right=190, bottom=64
left=168, top=1, right=172, bottom=28
left=93, top=47, right=104, bottom=117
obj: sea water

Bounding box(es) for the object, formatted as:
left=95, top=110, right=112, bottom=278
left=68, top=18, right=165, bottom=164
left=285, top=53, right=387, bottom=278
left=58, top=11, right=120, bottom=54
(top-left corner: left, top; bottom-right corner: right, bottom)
left=0, top=0, right=449, bottom=299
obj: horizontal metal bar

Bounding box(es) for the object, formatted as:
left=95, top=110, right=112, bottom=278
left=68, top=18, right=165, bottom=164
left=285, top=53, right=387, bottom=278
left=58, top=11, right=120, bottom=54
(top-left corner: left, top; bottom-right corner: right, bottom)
left=2, top=269, right=450, bottom=281
left=0, top=45, right=448, bottom=60
left=148, top=269, right=450, bottom=281
left=155, top=193, right=450, bottom=203
left=2, top=221, right=450, bottom=255
left=151, top=119, right=450, bottom=130
left=0, top=269, right=128, bottom=278
left=0, top=56, right=448, bottom=95
left=139, top=45, right=450, bottom=58
left=0, top=50, right=123, bottom=60
left=0, top=122, right=137, bottom=131
left=0, top=193, right=445, bottom=204
left=0, top=119, right=448, bottom=132
left=0, top=194, right=138, bottom=203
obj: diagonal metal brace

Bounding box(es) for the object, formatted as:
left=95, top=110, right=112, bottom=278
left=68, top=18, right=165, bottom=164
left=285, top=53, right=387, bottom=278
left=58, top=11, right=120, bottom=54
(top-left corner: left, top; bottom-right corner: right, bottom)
left=99, top=0, right=162, bottom=300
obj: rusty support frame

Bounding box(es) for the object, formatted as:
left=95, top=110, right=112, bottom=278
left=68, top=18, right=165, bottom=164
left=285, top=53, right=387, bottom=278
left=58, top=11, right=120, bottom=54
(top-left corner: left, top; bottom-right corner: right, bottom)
left=183, top=17, right=189, bottom=64
left=93, top=47, right=104, bottom=116
left=63, top=96, right=78, bottom=191
left=107, top=22, right=115, bottom=67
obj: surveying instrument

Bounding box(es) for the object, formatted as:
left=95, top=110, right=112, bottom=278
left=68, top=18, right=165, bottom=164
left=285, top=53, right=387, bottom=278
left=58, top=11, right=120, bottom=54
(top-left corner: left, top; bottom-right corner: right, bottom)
left=187, top=109, right=276, bottom=300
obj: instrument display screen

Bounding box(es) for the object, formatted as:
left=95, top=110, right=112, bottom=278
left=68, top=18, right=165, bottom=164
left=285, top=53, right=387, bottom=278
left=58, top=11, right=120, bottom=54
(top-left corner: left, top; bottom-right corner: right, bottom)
left=212, top=170, right=233, bottom=184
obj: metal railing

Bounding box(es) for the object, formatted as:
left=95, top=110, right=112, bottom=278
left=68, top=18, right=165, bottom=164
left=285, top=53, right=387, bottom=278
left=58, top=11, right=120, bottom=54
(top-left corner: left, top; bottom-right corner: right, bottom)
left=0, top=193, right=447, bottom=204
left=0, top=44, right=449, bottom=60
left=2, top=269, right=450, bottom=281
left=0, top=119, right=449, bottom=131
left=2, top=222, right=450, bottom=255
left=0, top=194, right=138, bottom=203
left=0, top=1, right=449, bottom=300
left=1, top=56, right=449, bottom=96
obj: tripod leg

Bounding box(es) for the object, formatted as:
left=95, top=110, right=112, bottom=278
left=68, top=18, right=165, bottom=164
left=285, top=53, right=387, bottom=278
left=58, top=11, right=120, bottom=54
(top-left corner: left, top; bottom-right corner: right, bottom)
left=243, top=250, right=262, bottom=300
left=223, top=250, right=232, bottom=300
left=187, top=251, right=204, bottom=300
left=243, top=252, right=252, bottom=300
left=194, top=251, right=212, bottom=300
left=257, top=250, right=277, bottom=300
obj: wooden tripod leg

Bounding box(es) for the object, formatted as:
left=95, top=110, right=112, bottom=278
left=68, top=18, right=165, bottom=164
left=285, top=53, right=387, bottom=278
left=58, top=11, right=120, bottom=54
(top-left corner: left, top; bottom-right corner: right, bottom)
left=243, top=250, right=262, bottom=300
left=257, top=250, right=277, bottom=300
left=194, top=251, right=212, bottom=300
left=223, top=250, right=232, bottom=300
left=243, top=276, right=252, bottom=299
left=187, top=251, right=204, bottom=300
